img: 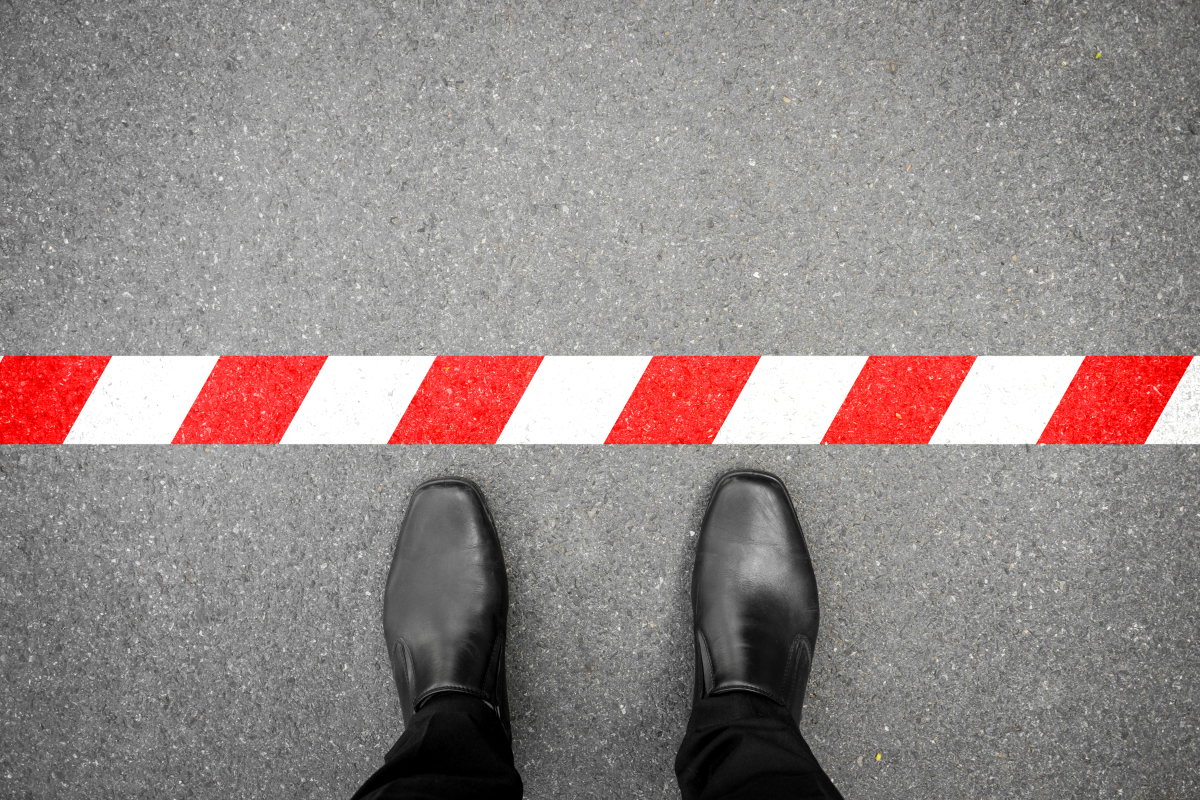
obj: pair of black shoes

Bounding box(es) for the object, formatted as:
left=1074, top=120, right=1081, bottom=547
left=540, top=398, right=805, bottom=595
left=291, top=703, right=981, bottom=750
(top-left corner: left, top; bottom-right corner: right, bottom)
left=383, top=471, right=820, bottom=741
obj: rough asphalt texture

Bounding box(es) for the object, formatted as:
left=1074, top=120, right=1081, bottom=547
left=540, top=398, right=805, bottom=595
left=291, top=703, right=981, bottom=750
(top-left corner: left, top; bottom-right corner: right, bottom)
left=1, top=1, right=1198, bottom=799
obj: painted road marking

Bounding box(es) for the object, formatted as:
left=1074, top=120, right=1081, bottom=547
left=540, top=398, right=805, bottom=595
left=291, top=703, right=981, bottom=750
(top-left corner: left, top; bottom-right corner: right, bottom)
left=389, top=356, right=543, bottom=444
left=173, top=356, right=327, bottom=445
left=66, top=356, right=219, bottom=444
left=930, top=356, right=1084, bottom=445
left=606, top=356, right=759, bottom=444
left=1147, top=358, right=1200, bottom=444
left=0, top=355, right=1194, bottom=444
left=1038, top=356, right=1191, bottom=444
left=281, top=356, right=434, bottom=444
left=498, top=356, right=652, bottom=444
left=0, top=356, right=110, bottom=444
left=822, top=356, right=977, bottom=444
left=715, top=356, right=868, bottom=444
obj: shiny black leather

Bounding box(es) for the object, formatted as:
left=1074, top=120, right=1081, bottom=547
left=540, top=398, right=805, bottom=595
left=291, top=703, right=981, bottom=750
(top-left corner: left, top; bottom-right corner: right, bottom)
left=692, top=471, right=820, bottom=725
left=384, top=478, right=510, bottom=741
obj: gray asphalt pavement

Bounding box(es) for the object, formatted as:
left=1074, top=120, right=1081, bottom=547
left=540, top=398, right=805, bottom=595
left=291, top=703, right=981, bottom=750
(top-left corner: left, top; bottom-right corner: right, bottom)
left=2, top=1, right=1198, bottom=799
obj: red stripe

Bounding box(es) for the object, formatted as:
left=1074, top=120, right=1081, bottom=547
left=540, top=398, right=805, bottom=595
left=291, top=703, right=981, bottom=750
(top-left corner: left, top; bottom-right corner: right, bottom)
left=0, top=356, right=111, bottom=444
left=822, top=356, right=976, bottom=444
left=605, top=356, right=759, bottom=445
left=172, top=356, right=326, bottom=444
left=1037, top=356, right=1192, bottom=444
left=389, top=356, right=543, bottom=444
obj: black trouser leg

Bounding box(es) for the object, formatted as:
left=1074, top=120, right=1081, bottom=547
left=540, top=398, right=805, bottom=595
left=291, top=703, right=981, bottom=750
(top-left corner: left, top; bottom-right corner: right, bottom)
left=351, top=693, right=523, bottom=800
left=675, top=691, right=844, bottom=800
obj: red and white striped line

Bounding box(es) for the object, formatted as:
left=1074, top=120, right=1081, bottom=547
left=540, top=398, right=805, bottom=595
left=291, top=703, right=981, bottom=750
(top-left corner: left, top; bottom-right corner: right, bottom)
left=0, top=355, right=1195, bottom=445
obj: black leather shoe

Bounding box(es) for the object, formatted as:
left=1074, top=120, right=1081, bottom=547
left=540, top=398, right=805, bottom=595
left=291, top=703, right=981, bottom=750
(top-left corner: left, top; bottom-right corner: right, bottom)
left=692, top=471, right=820, bottom=724
left=384, top=478, right=510, bottom=740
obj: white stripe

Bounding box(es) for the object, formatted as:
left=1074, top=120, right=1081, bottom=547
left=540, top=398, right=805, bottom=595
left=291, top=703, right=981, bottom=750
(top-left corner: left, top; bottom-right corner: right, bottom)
left=497, top=356, right=651, bottom=444
left=65, top=356, right=218, bottom=444
left=1146, top=358, right=1200, bottom=444
left=713, top=356, right=868, bottom=444
left=929, top=356, right=1083, bottom=444
left=280, top=356, right=434, bottom=444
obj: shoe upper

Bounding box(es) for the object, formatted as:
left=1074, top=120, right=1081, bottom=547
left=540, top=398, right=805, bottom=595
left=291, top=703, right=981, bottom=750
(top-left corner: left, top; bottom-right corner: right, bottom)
left=384, top=478, right=510, bottom=739
left=692, top=471, right=820, bottom=724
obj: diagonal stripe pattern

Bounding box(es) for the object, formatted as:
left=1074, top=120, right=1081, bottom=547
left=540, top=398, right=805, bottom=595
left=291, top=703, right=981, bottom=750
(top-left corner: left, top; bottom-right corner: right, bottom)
left=0, top=355, right=1195, bottom=444
left=1037, top=356, right=1192, bottom=445
left=172, top=356, right=327, bottom=445
left=606, top=356, right=760, bottom=444
left=821, top=356, right=977, bottom=444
